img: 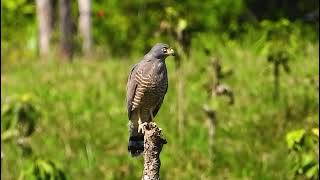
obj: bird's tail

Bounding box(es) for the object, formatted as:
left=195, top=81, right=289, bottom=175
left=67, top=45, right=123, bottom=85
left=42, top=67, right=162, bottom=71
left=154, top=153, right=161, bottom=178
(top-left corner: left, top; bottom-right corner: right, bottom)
left=128, top=134, right=144, bottom=157
left=128, top=121, right=144, bottom=157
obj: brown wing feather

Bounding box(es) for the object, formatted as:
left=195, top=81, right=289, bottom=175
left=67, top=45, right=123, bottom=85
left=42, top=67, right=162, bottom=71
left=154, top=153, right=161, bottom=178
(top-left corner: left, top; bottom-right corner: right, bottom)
left=126, top=64, right=138, bottom=119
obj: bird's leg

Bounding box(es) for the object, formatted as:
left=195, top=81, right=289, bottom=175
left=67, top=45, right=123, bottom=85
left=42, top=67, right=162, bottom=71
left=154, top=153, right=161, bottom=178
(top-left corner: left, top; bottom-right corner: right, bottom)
left=138, top=121, right=148, bottom=134
left=149, top=109, right=155, bottom=121
left=138, top=110, right=148, bottom=134
left=148, top=110, right=158, bottom=129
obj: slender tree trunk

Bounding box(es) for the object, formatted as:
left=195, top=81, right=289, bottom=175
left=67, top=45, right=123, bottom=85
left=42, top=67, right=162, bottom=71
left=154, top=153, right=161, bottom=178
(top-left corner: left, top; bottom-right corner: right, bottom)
left=59, top=0, right=73, bottom=60
left=36, top=0, right=52, bottom=56
left=78, top=0, right=92, bottom=55
left=202, top=105, right=216, bottom=160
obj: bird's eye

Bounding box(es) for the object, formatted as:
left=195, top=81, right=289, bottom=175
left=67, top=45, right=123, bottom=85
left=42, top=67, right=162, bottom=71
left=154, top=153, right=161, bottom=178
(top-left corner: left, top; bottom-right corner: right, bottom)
left=162, top=47, right=167, bottom=53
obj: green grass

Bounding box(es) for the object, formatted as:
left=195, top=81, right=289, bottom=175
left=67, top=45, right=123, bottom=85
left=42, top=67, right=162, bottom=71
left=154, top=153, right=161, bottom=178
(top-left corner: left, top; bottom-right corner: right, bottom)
left=1, top=38, right=319, bottom=179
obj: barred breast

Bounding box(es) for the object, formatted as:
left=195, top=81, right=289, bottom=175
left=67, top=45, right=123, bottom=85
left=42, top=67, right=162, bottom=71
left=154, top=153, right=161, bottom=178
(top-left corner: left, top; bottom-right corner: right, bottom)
left=131, top=65, right=168, bottom=122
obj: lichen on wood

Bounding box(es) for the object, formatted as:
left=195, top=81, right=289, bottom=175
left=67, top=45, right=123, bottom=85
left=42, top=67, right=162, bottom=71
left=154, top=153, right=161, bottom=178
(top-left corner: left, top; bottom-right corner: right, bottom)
left=141, top=123, right=167, bottom=180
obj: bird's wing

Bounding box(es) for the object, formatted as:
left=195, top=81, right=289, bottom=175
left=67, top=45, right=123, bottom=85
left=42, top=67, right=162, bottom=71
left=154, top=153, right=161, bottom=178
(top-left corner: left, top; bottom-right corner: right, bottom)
left=152, top=84, right=168, bottom=118
left=126, top=63, right=138, bottom=119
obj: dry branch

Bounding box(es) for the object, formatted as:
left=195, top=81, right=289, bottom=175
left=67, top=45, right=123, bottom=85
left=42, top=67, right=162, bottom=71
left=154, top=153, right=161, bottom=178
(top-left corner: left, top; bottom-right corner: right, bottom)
left=141, top=123, right=167, bottom=180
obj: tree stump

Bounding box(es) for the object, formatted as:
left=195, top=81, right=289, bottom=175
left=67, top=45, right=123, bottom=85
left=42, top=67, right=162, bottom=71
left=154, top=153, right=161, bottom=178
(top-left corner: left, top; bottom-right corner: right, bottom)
left=141, top=123, right=167, bottom=180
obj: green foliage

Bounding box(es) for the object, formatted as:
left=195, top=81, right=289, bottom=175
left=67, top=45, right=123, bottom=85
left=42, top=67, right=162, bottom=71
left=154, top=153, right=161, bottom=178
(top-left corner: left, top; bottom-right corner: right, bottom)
left=263, top=19, right=303, bottom=57
left=286, top=129, right=306, bottom=150
left=1, top=33, right=318, bottom=179
left=1, top=0, right=35, bottom=13
left=286, top=126, right=319, bottom=179
left=1, top=1, right=319, bottom=179
left=19, top=158, right=66, bottom=180
left=2, top=0, right=319, bottom=59
left=1, top=93, right=68, bottom=179
left=1, top=93, right=40, bottom=141
left=2, top=0, right=248, bottom=58
left=1, top=0, right=36, bottom=62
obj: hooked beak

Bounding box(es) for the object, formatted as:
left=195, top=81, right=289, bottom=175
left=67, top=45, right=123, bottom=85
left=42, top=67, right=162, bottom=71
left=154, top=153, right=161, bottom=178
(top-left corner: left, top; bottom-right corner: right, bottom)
left=166, top=48, right=175, bottom=56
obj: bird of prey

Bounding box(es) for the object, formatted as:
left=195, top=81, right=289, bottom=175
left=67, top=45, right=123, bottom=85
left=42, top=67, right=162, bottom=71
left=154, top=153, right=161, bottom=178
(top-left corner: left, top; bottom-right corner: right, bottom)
left=126, top=43, right=175, bottom=156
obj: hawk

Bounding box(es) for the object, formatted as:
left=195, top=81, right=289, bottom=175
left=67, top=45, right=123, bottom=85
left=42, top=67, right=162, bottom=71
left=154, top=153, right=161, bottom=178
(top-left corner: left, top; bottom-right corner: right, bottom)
left=126, top=43, right=175, bottom=156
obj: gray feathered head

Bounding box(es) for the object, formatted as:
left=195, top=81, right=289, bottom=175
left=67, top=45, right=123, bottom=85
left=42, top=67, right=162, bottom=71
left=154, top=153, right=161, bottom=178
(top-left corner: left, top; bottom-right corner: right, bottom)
left=147, top=43, right=175, bottom=59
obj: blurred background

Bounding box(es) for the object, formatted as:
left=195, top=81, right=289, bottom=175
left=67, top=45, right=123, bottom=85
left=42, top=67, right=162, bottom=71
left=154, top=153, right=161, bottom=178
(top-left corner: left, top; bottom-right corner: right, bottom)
left=1, top=0, right=319, bottom=179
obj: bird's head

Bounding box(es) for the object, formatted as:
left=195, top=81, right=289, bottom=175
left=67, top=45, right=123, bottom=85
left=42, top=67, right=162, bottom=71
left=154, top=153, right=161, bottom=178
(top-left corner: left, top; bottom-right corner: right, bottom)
left=148, top=43, right=175, bottom=59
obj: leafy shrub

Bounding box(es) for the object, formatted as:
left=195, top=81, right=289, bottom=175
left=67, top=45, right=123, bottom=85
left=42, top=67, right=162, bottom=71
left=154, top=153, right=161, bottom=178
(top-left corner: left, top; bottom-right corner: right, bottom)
left=19, top=158, right=66, bottom=180
left=1, top=93, right=40, bottom=140
left=1, top=0, right=36, bottom=62
left=286, top=124, right=319, bottom=179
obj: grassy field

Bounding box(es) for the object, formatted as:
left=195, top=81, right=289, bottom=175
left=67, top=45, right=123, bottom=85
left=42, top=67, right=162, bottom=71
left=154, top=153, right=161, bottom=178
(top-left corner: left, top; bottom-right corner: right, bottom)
left=1, top=36, right=319, bottom=179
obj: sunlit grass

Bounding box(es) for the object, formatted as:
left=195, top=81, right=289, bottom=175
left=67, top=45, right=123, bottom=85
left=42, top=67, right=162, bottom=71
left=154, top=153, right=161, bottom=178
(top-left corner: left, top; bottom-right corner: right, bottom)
left=1, top=38, right=318, bottom=179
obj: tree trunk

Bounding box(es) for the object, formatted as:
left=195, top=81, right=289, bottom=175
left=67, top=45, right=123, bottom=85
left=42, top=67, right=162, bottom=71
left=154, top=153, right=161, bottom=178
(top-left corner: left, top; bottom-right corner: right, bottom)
left=36, top=0, right=52, bottom=56
left=78, top=0, right=92, bottom=56
left=59, top=0, right=73, bottom=60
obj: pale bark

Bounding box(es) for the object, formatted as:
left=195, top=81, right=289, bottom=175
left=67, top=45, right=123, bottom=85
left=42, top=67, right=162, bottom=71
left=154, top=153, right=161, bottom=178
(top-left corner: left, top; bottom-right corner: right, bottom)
left=78, top=0, right=92, bottom=55
left=36, top=0, right=52, bottom=56
left=142, top=123, right=167, bottom=180
left=203, top=104, right=216, bottom=159
left=59, top=0, right=73, bottom=60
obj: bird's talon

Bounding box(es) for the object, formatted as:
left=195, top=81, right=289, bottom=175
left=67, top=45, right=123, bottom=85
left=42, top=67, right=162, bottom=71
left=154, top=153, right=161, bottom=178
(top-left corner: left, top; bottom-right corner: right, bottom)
left=138, top=122, right=148, bottom=134
left=149, top=122, right=157, bottom=128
